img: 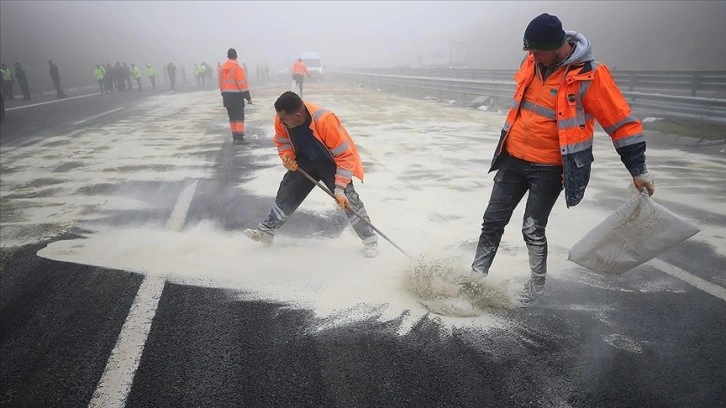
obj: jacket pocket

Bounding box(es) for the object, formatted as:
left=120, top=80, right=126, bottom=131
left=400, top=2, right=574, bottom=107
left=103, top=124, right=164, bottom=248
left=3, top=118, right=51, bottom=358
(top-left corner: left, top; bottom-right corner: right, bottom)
left=572, top=149, right=594, bottom=168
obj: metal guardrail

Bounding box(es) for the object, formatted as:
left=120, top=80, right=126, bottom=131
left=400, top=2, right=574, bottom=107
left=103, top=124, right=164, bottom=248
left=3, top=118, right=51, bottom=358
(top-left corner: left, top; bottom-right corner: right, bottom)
left=338, top=68, right=726, bottom=98
left=329, top=70, right=726, bottom=125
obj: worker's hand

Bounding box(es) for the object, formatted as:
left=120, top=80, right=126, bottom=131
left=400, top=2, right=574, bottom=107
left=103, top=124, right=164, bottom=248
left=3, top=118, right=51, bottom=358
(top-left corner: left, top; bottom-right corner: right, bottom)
left=334, top=194, right=349, bottom=210
left=281, top=155, right=298, bottom=171
left=247, top=99, right=253, bottom=105
left=633, top=171, right=655, bottom=196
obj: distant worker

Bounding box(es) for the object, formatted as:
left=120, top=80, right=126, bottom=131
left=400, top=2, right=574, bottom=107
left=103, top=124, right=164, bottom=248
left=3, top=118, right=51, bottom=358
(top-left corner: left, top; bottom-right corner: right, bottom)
left=470, top=13, right=655, bottom=305
left=167, top=62, right=177, bottom=91
left=243, top=91, right=379, bottom=258
left=199, top=62, right=207, bottom=88
left=93, top=64, right=106, bottom=94
left=14, top=63, right=30, bottom=100
left=48, top=60, right=66, bottom=99
left=146, top=64, right=156, bottom=90
left=1, top=63, right=14, bottom=100
left=113, top=62, right=126, bottom=91
left=291, top=58, right=311, bottom=98
left=219, top=48, right=252, bottom=144
left=193, top=64, right=200, bottom=87
left=130, top=63, right=142, bottom=91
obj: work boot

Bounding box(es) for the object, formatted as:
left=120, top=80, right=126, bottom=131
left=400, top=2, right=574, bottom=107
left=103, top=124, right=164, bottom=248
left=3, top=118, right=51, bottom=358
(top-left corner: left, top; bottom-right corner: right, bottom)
left=364, top=241, right=378, bottom=258
left=518, top=277, right=545, bottom=306
left=232, top=134, right=246, bottom=145
left=243, top=228, right=273, bottom=246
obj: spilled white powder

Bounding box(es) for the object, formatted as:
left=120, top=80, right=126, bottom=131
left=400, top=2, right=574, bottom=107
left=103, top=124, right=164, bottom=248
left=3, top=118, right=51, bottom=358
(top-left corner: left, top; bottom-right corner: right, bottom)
left=37, top=221, right=508, bottom=334
left=4, top=82, right=721, bottom=337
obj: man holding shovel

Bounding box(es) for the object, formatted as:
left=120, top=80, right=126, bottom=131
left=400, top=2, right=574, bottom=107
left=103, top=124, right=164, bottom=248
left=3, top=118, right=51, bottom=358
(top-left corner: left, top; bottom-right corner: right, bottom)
left=243, top=91, right=379, bottom=257
left=471, top=13, right=655, bottom=305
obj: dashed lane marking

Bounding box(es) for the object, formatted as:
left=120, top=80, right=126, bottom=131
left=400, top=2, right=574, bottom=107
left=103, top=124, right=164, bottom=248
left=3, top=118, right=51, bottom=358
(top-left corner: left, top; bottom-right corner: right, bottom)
left=88, top=180, right=198, bottom=408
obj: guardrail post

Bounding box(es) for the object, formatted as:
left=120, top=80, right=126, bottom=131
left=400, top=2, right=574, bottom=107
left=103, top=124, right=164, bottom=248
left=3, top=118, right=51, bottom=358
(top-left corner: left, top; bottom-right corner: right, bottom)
left=629, top=73, right=636, bottom=92
left=691, top=74, right=700, bottom=97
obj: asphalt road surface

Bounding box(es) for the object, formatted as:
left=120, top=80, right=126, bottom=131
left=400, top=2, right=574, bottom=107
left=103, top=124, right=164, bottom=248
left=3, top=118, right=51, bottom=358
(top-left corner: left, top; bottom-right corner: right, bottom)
left=1, top=82, right=724, bottom=408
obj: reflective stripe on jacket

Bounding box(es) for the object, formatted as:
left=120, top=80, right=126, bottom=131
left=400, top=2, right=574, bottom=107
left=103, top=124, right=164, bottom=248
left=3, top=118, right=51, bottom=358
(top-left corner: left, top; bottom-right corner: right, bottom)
left=491, top=32, right=647, bottom=208
left=219, top=59, right=248, bottom=93
left=274, top=101, right=364, bottom=192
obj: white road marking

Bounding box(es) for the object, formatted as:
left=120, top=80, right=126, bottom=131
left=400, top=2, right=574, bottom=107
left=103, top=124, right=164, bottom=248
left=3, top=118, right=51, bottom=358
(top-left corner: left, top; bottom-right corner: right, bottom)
left=72, top=108, right=124, bottom=125
left=650, top=258, right=726, bottom=301
left=5, top=92, right=101, bottom=110
left=88, top=180, right=198, bottom=408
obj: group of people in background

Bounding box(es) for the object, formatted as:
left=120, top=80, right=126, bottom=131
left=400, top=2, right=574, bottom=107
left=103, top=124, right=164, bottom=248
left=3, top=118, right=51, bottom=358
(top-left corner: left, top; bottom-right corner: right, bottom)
left=93, top=62, right=179, bottom=94
left=1, top=61, right=62, bottom=100
left=0, top=57, right=279, bottom=101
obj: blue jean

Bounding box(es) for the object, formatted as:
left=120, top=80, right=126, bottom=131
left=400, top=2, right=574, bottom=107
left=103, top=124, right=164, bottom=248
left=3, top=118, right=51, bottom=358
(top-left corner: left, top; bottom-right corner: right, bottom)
left=258, top=158, right=377, bottom=244
left=472, top=155, right=563, bottom=281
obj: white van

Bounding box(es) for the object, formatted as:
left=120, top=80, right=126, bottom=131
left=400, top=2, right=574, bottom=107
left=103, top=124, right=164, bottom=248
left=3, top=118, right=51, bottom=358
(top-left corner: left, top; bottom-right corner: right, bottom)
left=301, top=52, right=324, bottom=81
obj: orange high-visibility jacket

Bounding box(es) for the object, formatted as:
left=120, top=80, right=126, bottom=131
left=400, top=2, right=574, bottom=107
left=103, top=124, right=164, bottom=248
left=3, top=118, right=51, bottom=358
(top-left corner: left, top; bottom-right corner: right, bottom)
left=219, top=59, right=248, bottom=93
left=291, top=60, right=309, bottom=76
left=491, top=32, right=647, bottom=207
left=274, top=102, right=364, bottom=194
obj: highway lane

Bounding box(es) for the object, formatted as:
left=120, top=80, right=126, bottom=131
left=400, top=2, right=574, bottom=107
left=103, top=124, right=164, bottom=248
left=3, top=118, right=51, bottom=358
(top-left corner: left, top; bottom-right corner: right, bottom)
left=1, top=82, right=724, bottom=408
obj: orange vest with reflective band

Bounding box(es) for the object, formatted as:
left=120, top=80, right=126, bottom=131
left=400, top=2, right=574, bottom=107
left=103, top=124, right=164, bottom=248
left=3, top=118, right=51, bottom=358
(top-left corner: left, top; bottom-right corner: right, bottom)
left=504, top=66, right=566, bottom=165
left=491, top=54, right=646, bottom=207
left=219, top=59, right=248, bottom=93
left=291, top=61, right=308, bottom=76
left=274, top=102, right=364, bottom=192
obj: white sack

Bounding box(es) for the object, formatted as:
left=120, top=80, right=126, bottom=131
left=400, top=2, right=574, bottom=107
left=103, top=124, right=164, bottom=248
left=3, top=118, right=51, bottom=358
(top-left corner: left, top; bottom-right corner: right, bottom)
left=568, top=192, right=700, bottom=274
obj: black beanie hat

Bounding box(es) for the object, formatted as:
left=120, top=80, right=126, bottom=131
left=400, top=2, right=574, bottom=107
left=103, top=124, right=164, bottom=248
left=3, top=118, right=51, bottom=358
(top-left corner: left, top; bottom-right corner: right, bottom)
left=523, top=13, right=566, bottom=51
left=227, top=48, right=237, bottom=59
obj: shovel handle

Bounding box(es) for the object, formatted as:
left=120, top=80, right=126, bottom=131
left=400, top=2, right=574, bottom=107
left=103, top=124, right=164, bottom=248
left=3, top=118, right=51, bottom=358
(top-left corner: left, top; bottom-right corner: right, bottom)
left=296, top=168, right=411, bottom=258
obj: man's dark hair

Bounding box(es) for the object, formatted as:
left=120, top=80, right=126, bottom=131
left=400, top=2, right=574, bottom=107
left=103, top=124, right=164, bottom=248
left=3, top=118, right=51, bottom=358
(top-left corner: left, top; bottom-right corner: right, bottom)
left=274, top=91, right=304, bottom=114
left=227, top=48, right=237, bottom=59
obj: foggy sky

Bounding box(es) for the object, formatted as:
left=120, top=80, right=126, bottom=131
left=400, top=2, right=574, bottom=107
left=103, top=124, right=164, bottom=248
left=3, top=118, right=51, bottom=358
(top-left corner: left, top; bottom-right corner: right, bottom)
left=1, top=1, right=725, bottom=92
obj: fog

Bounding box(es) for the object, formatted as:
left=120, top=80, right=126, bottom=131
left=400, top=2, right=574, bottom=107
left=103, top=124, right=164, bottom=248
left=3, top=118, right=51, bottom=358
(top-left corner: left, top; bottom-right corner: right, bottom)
left=1, top=1, right=725, bottom=91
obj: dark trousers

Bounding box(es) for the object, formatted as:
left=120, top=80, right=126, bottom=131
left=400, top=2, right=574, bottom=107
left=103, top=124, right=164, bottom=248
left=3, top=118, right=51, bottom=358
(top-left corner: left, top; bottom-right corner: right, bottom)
left=472, top=155, right=563, bottom=281
left=2, top=80, right=14, bottom=99
left=223, top=93, right=245, bottom=140
left=18, top=80, right=30, bottom=99
left=258, top=158, right=377, bottom=243
left=293, top=74, right=304, bottom=97
left=52, top=78, right=65, bottom=98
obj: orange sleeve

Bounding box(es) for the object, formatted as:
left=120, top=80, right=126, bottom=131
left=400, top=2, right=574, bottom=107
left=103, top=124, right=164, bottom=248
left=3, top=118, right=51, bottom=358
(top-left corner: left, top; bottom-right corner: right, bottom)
left=583, top=64, right=643, bottom=143
left=318, top=114, right=356, bottom=190
left=273, top=116, right=294, bottom=158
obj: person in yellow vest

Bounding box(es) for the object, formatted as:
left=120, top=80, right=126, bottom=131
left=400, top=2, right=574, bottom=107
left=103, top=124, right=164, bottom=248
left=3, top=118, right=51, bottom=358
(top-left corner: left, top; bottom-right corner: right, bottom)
left=193, top=64, right=200, bottom=87
left=130, top=64, right=142, bottom=91
left=146, top=64, right=156, bottom=90
left=219, top=48, right=252, bottom=144
left=471, top=13, right=655, bottom=305
left=0, top=63, right=14, bottom=100
left=243, top=91, right=379, bottom=258
left=93, top=64, right=106, bottom=93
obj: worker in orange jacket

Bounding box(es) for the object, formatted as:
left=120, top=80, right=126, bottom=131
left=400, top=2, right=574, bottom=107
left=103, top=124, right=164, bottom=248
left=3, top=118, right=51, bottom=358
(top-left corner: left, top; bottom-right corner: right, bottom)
left=471, top=13, right=655, bottom=305
left=219, top=48, right=252, bottom=144
left=290, top=58, right=311, bottom=98
left=243, top=91, right=379, bottom=258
